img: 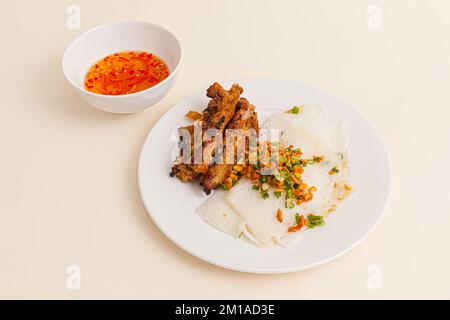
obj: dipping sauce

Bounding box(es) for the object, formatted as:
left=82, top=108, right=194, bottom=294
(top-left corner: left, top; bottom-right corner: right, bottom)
left=84, top=51, right=170, bottom=95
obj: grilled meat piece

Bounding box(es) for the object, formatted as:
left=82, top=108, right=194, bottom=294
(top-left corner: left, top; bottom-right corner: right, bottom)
left=171, top=83, right=243, bottom=182
left=226, top=98, right=259, bottom=132
left=203, top=82, right=243, bottom=132
left=202, top=98, right=259, bottom=194
left=171, top=163, right=199, bottom=182
left=170, top=125, right=200, bottom=182
left=202, top=164, right=232, bottom=194
left=191, top=83, right=242, bottom=172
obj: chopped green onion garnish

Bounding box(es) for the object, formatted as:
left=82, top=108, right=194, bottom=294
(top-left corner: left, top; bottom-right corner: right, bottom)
left=274, top=191, right=282, bottom=199
left=252, top=185, right=260, bottom=191
left=281, top=171, right=291, bottom=179
left=330, top=167, right=339, bottom=174
left=295, top=213, right=300, bottom=224
left=290, top=155, right=300, bottom=164
left=274, top=170, right=284, bottom=181
left=221, top=183, right=227, bottom=191
left=286, top=189, right=292, bottom=199
left=307, top=215, right=325, bottom=228
left=260, top=175, right=267, bottom=183
left=285, top=198, right=294, bottom=209
left=291, top=106, right=300, bottom=114
left=284, top=180, right=292, bottom=190
left=260, top=191, right=270, bottom=199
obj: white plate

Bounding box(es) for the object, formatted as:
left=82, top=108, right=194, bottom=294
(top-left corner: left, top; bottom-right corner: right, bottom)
left=138, top=78, right=392, bottom=274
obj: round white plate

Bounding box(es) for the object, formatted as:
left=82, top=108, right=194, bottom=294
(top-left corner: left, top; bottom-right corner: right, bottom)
left=138, top=78, right=392, bottom=273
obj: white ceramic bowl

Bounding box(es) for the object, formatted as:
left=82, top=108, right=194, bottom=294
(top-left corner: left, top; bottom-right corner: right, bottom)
left=62, top=21, right=182, bottom=114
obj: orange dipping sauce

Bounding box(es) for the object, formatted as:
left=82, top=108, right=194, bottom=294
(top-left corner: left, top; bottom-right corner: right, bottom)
left=84, top=51, right=170, bottom=95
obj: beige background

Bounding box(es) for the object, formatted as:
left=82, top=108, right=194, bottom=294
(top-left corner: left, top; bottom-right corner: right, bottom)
left=1, top=0, right=449, bottom=299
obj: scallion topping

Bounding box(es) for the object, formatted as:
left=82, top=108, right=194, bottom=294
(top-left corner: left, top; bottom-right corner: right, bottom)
left=307, top=215, right=325, bottom=228
left=329, top=167, right=340, bottom=174
left=260, top=191, right=270, bottom=199
left=291, top=106, right=300, bottom=114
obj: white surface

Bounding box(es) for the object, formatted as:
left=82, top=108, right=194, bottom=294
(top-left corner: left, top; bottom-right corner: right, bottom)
left=62, top=21, right=182, bottom=113
left=2, top=0, right=450, bottom=299
left=138, top=78, right=392, bottom=273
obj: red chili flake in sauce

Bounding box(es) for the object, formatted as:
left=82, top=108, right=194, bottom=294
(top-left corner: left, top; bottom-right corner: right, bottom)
left=84, top=51, right=170, bottom=95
